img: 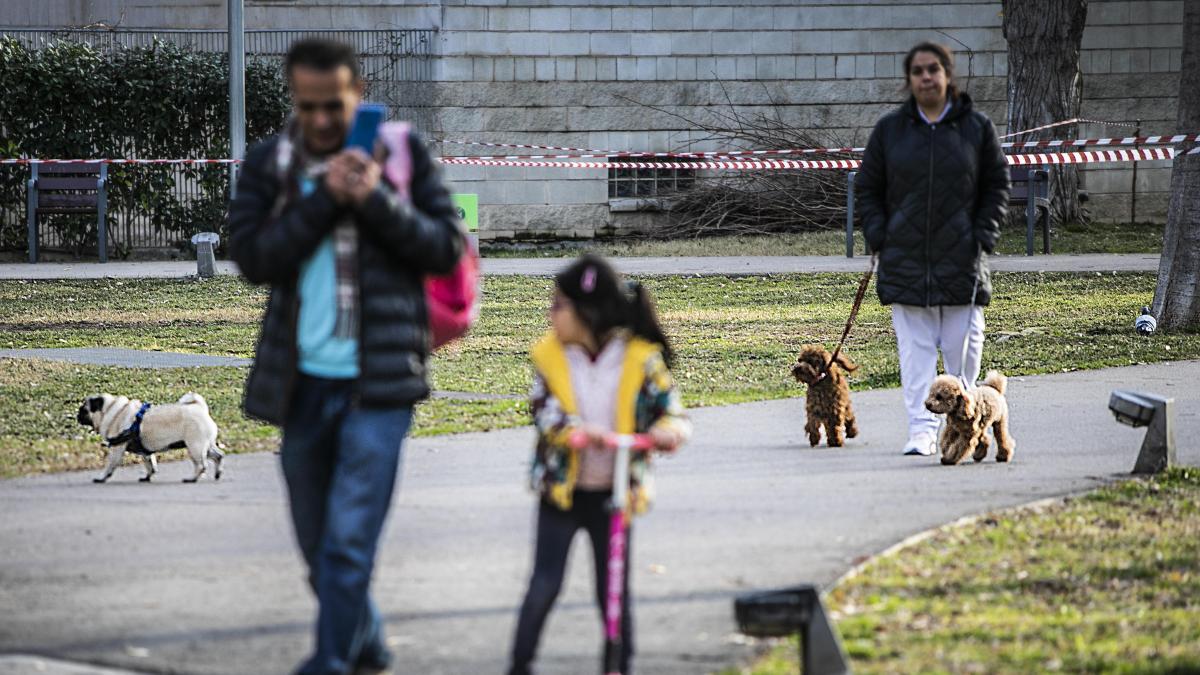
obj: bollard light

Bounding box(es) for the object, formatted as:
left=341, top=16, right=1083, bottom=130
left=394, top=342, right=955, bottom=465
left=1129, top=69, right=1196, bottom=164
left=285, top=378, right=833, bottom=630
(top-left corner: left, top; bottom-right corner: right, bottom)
left=191, top=232, right=220, bottom=279
left=1109, top=389, right=1176, bottom=474
left=735, top=584, right=850, bottom=675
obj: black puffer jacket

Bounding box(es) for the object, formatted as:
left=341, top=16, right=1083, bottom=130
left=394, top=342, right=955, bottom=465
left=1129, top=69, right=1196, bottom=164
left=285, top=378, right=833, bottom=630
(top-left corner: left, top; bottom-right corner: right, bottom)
left=229, top=130, right=463, bottom=425
left=856, top=93, right=1009, bottom=307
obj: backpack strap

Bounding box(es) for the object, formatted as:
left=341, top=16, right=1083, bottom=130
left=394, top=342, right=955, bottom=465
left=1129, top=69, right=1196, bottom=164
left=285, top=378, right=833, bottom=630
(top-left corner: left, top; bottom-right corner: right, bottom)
left=379, top=122, right=413, bottom=198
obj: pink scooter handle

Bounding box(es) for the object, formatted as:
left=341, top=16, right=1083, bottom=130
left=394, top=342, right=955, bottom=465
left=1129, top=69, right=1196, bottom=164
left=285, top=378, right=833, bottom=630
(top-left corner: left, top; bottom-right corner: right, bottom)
left=567, top=431, right=657, bottom=452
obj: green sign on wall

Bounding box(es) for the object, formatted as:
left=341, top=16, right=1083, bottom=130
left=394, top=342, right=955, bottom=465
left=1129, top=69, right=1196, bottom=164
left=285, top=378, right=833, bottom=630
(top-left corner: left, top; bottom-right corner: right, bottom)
left=451, top=193, right=478, bottom=233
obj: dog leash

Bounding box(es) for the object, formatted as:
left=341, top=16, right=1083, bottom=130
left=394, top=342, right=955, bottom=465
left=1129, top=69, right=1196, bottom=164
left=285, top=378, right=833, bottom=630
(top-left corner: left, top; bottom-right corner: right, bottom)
left=820, top=253, right=877, bottom=380
left=957, top=246, right=983, bottom=389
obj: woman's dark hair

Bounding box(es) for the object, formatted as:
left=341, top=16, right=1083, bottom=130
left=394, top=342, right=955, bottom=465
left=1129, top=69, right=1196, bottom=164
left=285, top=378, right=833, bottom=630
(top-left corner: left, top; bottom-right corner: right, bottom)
left=555, top=254, right=674, bottom=368
left=902, top=41, right=959, bottom=100
left=285, top=38, right=361, bottom=82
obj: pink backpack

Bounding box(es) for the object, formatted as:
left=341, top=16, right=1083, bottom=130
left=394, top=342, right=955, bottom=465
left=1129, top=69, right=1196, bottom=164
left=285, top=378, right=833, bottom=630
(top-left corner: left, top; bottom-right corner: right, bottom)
left=380, top=123, right=480, bottom=350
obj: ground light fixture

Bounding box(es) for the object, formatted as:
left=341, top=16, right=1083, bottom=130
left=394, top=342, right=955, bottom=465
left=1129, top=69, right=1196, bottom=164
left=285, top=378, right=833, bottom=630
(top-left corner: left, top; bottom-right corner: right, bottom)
left=191, top=232, right=220, bottom=278
left=1108, top=389, right=1176, bottom=474
left=734, top=584, right=850, bottom=674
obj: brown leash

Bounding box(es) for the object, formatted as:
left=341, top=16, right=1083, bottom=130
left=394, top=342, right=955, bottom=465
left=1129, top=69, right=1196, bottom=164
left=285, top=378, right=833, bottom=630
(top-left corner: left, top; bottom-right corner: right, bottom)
left=819, top=253, right=877, bottom=380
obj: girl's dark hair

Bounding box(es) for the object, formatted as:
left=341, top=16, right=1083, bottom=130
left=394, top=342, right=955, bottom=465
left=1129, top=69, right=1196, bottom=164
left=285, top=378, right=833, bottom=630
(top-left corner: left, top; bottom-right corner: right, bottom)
left=902, top=41, right=959, bottom=100
left=555, top=254, right=674, bottom=368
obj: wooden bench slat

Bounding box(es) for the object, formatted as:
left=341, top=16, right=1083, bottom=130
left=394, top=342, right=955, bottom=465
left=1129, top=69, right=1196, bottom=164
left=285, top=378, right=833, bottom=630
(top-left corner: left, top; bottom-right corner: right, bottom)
left=39, top=194, right=100, bottom=208
left=37, top=163, right=103, bottom=175
left=37, top=177, right=102, bottom=190
left=37, top=207, right=99, bottom=214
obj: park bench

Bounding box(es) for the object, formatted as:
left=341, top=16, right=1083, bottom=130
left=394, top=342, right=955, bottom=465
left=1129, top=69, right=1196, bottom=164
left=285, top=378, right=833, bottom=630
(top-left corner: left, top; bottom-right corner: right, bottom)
left=26, top=162, right=109, bottom=263
left=1010, top=167, right=1051, bottom=256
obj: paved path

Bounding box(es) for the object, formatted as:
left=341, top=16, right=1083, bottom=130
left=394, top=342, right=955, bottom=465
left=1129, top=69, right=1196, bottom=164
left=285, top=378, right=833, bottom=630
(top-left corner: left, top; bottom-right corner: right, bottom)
left=1, top=361, right=1196, bottom=674
left=0, top=348, right=518, bottom=402
left=0, top=253, right=1161, bottom=280
left=0, top=347, right=253, bottom=369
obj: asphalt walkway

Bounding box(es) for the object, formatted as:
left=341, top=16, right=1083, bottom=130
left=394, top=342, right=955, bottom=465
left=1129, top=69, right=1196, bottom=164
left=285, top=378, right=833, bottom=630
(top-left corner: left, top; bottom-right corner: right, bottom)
left=0, top=253, right=1162, bottom=280
left=0, top=348, right=518, bottom=402
left=1, top=360, right=1195, bottom=674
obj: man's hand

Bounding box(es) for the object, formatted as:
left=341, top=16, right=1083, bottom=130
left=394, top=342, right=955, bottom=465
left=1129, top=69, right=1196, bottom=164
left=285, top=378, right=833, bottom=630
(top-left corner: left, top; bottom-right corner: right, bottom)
left=325, top=149, right=382, bottom=207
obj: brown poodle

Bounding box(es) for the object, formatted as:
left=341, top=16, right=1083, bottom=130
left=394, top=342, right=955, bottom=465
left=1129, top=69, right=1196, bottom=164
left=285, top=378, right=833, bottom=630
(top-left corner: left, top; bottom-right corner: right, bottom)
left=924, top=370, right=1015, bottom=465
left=791, top=345, right=859, bottom=447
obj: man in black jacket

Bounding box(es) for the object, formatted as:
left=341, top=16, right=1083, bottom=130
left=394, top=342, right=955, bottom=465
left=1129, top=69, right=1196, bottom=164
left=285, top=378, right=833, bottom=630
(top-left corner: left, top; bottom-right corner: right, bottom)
left=229, top=38, right=462, bottom=674
left=856, top=42, right=1009, bottom=457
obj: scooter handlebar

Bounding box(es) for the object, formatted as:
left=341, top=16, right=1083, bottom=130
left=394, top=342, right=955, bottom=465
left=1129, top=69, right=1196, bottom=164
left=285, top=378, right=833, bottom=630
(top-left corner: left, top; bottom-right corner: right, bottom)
left=567, top=431, right=657, bottom=452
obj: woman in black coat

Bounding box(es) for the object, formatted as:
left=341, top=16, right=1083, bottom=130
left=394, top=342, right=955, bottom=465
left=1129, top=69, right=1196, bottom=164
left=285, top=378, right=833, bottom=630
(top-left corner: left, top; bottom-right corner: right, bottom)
left=856, top=42, right=1010, bottom=456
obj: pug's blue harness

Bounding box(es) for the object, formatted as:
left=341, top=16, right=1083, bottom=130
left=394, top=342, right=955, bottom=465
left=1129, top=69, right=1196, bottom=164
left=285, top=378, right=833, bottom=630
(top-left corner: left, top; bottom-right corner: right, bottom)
left=104, top=403, right=168, bottom=457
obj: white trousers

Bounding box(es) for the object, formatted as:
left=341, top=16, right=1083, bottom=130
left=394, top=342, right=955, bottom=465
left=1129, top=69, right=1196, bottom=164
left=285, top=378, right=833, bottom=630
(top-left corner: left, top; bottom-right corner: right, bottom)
left=891, top=304, right=985, bottom=438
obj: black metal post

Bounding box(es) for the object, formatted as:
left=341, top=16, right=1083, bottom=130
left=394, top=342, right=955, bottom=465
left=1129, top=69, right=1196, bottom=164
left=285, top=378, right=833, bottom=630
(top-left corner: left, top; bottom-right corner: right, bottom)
left=846, top=171, right=857, bottom=258
left=26, top=164, right=38, bottom=264
left=1130, top=119, right=1140, bottom=226
left=1040, top=170, right=1050, bottom=254
left=97, top=164, right=108, bottom=263
left=1025, top=171, right=1035, bottom=256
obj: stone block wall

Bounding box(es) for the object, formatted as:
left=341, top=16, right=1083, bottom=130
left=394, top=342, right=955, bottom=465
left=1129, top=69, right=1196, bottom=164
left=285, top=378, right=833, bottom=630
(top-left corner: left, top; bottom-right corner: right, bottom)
left=2, top=0, right=1184, bottom=237
left=429, top=0, right=1183, bottom=238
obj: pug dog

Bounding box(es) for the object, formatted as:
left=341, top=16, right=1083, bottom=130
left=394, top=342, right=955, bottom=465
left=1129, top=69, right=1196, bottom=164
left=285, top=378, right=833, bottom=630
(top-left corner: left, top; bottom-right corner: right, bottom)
left=77, top=392, right=224, bottom=483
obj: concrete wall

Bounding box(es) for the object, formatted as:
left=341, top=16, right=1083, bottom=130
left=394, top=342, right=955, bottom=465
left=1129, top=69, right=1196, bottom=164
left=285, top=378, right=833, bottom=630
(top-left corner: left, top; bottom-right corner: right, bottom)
left=1, top=0, right=1184, bottom=238
left=429, top=0, right=1183, bottom=238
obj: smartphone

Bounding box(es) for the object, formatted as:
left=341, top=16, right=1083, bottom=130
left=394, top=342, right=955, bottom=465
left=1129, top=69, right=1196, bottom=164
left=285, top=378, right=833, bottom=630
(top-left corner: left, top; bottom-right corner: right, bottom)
left=344, top=103, right=386, bottom=153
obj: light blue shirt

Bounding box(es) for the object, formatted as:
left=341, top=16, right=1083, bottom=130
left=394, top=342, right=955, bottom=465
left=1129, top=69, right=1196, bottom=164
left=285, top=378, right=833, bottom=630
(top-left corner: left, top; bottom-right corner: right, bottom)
left=919, top=100, right=952, bottom=125
left=296, top=175, right=359, bottom=379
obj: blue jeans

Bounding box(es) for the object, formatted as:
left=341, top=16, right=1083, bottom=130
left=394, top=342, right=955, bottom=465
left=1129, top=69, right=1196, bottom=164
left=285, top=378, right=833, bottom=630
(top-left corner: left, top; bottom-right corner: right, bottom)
left=281, top=375, right=413, bottom=675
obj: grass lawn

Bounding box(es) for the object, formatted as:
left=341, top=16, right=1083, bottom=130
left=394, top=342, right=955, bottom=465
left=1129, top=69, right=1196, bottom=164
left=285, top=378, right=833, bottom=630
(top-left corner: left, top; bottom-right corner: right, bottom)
left=481, top=221, right=1165, bottom=258
left=3, top=271, right=1197, bottom=478
left=740, top=467, right=1200, bottom=674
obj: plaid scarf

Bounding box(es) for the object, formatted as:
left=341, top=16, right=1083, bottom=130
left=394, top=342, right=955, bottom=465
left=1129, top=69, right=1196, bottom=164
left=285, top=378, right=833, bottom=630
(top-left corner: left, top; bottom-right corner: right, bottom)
left=273, top=120, right=359, bottom=340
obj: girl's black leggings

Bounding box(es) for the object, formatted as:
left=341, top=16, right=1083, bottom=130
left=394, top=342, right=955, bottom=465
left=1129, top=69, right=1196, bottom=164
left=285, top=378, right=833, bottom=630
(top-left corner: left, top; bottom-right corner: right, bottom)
left=509, top=490, right=634, bottom=675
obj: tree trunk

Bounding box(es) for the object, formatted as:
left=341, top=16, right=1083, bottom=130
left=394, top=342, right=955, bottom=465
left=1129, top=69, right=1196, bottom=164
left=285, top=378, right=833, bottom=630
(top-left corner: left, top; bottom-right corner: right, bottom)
left=1002, top=0, right=1088, bottom=225
left=1152, top=0, right=1200, bottom=330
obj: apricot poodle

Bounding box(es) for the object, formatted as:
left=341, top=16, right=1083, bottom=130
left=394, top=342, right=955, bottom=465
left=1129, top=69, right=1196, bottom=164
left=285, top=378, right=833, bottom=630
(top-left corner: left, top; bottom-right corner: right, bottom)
left=791, top=345, right=859, bottom=447
left=924, top=370, right=1015, bottom=465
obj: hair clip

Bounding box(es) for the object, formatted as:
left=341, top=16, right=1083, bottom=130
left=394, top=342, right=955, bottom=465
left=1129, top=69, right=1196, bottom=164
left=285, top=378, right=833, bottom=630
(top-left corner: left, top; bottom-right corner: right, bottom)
left=581, top=266, right=597, bottom=293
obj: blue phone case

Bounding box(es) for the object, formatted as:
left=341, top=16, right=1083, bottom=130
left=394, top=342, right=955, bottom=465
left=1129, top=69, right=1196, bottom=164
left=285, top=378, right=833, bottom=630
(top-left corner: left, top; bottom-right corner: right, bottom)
left=344, top=104, right=386, bottom=152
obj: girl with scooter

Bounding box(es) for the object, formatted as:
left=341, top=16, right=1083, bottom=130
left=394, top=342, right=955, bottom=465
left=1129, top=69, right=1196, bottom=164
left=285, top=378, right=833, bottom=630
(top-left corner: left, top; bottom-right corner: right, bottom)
left=508, top=254, right=691, bottom=675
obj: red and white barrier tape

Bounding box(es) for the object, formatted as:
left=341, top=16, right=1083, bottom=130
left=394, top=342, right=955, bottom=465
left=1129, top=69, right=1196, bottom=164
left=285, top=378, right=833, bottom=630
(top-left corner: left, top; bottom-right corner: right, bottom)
left=435, top=138, right=620, bottom=155
left=440, top=157, right=862, bottom=170
left=449, top=147, right=863, bottom=161
left=0, top=158, right=240, bottom=165
left=440, top=146, right=1176, bottom=170
left=1006, top=147, right=1175, bottom=165
left=1000, top=117, right=1141, bottom=138
left=1004, top=133, right=1198, bottom=150
left=442, top=134, right=1198, bottom=161
left=1, top=146, right=1182, bottom=170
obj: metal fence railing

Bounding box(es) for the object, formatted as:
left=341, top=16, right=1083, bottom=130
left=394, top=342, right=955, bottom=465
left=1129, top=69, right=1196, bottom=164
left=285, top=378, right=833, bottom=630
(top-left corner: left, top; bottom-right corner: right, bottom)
left=1, top=28, right=437, bottom=255
left=2, top=28, right=437, bottom=129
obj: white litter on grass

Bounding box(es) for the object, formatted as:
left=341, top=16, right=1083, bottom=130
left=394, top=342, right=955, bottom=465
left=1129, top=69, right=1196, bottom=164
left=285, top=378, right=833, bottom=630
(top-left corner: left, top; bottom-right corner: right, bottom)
left=123, top=646, right=149, bottom=658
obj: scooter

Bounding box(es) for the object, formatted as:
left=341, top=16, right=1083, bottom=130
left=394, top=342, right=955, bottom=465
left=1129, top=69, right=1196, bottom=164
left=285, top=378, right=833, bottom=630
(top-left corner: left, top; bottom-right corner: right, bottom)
left=569, top=431, right=657, bottom=675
